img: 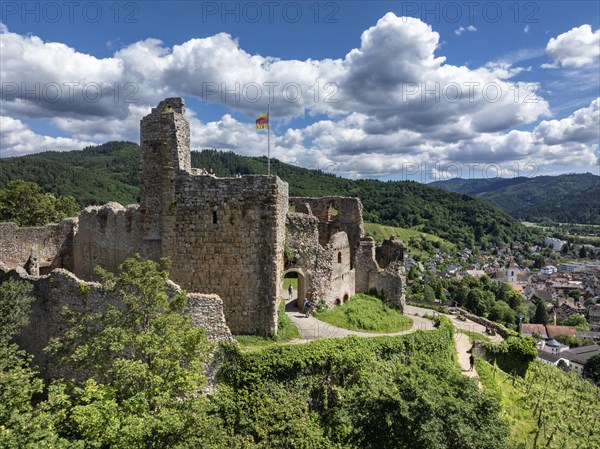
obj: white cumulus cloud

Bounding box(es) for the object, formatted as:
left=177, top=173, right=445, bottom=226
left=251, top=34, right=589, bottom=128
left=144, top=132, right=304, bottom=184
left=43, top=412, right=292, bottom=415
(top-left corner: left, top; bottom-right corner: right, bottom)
left=543, top=24, right=600, bottom=68
left=0, top=116, right=95, bottom=157
left=0, top=15, right=597, bottom=178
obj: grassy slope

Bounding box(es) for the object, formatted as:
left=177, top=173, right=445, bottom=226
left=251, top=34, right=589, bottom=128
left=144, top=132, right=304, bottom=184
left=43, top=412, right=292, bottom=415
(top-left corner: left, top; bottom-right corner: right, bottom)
left=476, top=358, right=600, bottom=449
left=363, top=222, right=456, bottom=258
left=456, top=328, right=491, bottom=343
left=314, top=293, right=413, bottom=333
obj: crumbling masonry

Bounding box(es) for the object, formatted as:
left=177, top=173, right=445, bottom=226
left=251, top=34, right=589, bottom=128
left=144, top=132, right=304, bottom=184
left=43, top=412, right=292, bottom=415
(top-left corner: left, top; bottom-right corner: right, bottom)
left=0, top=97, right=406, bottom=366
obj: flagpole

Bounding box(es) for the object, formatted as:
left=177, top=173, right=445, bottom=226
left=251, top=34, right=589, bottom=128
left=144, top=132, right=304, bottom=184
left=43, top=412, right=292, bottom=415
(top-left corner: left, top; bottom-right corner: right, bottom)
left=267, top=103, right=271, bottom=177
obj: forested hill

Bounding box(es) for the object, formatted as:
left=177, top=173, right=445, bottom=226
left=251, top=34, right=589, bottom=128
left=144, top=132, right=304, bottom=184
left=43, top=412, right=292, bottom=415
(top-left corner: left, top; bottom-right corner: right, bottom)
left=1, top=141, right=535, bottom=249
left=431, top=173, right=600, bottom=224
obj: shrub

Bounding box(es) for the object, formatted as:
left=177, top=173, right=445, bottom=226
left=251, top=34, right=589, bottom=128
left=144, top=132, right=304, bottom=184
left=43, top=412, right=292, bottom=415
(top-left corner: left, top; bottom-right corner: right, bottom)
left=483, top=335, right=537, bottom=377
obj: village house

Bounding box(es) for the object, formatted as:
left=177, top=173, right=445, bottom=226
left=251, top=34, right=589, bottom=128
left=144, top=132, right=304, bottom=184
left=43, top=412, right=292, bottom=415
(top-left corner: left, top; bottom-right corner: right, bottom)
left=559, top=345, right=600, bottom=374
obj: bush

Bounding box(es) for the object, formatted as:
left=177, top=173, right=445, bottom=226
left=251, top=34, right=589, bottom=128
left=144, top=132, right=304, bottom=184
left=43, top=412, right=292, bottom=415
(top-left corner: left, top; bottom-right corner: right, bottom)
left=483, top=335, right=537, bottom=377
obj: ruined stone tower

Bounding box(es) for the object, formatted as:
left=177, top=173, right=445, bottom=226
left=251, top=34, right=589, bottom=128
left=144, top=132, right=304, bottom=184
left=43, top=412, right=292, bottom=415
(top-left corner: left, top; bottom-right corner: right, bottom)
left=140, top=97, right=191, bottom=243
left=139, top=98, right=289, bottom=335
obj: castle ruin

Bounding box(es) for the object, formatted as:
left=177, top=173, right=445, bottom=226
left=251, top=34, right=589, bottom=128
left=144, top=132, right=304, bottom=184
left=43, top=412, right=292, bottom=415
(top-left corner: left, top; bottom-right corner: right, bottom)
left=0, top=97, right=406, bottom=365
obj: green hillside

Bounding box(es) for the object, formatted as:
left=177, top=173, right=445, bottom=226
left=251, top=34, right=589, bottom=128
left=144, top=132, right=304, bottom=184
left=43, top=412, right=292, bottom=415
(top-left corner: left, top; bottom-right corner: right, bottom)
left=1, top=141, right=536, bottom=249
left=514, top=184, right=600, bottom=224
left=432, top=174, right=600, bottom=224
left=430, top=177, right=530, bottom=196
left=363, top=222, right=456, bottom=259
left=0, top=142, right=140, bottom=206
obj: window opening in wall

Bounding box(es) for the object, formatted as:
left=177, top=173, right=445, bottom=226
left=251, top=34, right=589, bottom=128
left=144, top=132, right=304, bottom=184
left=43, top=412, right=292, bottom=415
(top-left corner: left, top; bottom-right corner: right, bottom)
left=331, top=200, right=339, bottom=216
left=326, top=200, right=339, bottom=221
left=337, top=251, right=342, bottom=263
left=212, top=210, right=218, bottom=224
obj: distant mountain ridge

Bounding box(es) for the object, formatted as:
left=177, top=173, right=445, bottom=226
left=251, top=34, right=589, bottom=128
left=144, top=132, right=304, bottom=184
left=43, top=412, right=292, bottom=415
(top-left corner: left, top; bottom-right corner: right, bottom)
left=431, top=174, right=600, bottom=224
left=0, top=141, right=537, bottom=249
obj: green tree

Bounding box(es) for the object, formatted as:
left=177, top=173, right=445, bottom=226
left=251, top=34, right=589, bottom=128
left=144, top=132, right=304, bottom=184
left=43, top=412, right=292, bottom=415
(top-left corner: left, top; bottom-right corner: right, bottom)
left=554, top=334, right=594, bottom=348
left=533, top=255, right=545, bottom=269
left=582, top=354, right=600, bottom=385
left=0, top=280, right=73, bottom=448
left=453, top=285, right=470, bottom=307
left=489, top=300, right=517, bottom=326
left=55, top=195, right=80, bottom=218
left=0, top=279, right=35, bottom=341
left=0, top=180, right=79, bottom=226
left=346, top=356, right=510, bottom=449
left=423, top=285, right=436, bottom=302
left=46, top=256, right=214, bottom=448
left=466, top=288, right=492, bottom=316
left=484, top=336, right=538, bottom=377
left=560, top=314, right=589, bottom=330
left=533, top=300, right=549, bottom=325
left=568, top=289, right=581, bottom=299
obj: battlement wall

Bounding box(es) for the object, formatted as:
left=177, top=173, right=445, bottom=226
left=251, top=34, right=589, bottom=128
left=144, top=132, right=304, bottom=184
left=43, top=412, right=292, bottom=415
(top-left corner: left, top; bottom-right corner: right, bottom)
left=72, top=202, right=145, bottom=280
left=356, top=236, right=406, bottom=311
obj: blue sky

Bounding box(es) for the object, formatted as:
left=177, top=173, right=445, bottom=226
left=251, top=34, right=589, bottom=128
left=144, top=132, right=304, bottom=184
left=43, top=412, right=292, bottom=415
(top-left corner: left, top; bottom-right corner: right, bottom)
left=1, top=1, right=599, bottom=181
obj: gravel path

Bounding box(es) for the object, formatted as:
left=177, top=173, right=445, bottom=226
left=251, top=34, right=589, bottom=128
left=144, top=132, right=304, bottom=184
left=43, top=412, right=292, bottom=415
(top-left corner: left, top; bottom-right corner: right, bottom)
left=285, top=299, right=435, bottom=341
left=285, top=299, right=503, bottom=386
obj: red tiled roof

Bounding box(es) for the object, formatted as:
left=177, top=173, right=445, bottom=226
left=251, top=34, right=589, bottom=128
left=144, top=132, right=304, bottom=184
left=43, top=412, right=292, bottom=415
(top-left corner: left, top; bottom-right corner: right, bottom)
left=546, top=325, right=578, bottom=338
left=522, top=324, right=547, bottom=336
left=521, top=324, right=578, bottom=338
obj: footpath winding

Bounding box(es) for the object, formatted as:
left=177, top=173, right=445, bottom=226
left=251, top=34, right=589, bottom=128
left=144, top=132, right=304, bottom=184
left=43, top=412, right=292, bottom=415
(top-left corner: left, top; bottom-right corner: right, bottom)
left=285, top=299, right=503, bottom=383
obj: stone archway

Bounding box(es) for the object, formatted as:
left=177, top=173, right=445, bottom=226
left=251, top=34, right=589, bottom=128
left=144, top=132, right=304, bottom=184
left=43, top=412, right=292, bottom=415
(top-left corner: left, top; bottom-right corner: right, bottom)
left=284, top=269, right=307, bottom=309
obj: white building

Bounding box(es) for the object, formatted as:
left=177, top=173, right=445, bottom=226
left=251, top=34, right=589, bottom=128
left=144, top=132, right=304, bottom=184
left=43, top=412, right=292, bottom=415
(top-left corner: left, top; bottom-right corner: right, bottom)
left=540, top=265, right=557, bottom=275
left=506, top=260, right=522, bottom=284
left=544, top=237, right=567, bottom=251
left=538, top=339, right=569, bottom=355
left=558, top=262, right=600, bottom=273
left=559, top=345, right=600, bottom=373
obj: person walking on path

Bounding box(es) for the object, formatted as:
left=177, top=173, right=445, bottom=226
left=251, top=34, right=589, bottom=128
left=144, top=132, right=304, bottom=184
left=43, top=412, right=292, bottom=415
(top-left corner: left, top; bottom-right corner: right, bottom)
left=469, top=353, right=475, bottom=371
left=304, top=300, right=314, bottom=318
left=288, top=284, right=293, bottom=301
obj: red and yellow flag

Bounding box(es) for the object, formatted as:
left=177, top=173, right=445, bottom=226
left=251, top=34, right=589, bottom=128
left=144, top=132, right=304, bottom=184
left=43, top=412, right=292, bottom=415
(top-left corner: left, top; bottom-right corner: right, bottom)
left=255, top=113, right=269, bottom=129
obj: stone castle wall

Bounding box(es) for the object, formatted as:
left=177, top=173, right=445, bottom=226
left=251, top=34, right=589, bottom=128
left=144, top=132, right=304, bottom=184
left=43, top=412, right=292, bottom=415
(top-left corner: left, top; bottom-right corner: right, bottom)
left=0, top=266, right=232, bottom=380
left=289, top=197, right=364, bottom=264
left=285, top=212, right=354, bottom=308
left=376, top=235, right=406, bottom=268
left=163, top=173, right=288, bottom=335
left=137, top=98, right=288, bottom=335
left=72, top=203, right=147, bottom=280
left=0, top=219, right=76, bottom=275
left=329, top=231, right=355, bottom=304
left=355, top=237, right=379, bottom=292
left=356, top=237, right=406, bottom=310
